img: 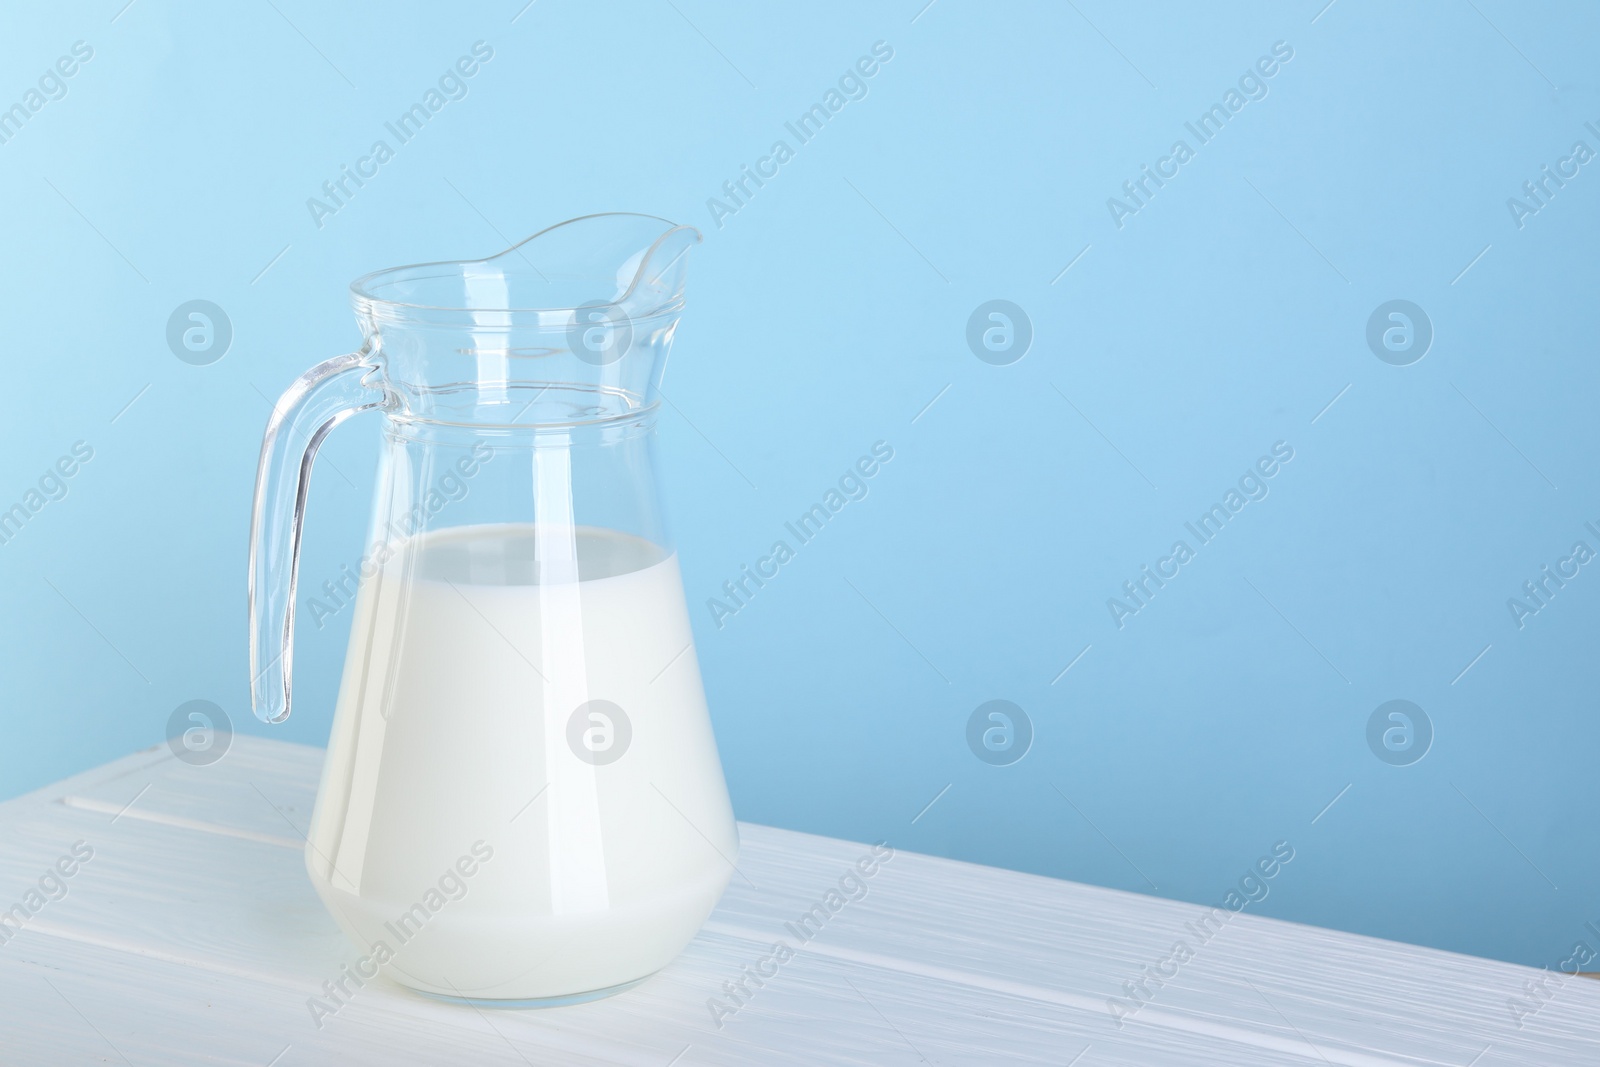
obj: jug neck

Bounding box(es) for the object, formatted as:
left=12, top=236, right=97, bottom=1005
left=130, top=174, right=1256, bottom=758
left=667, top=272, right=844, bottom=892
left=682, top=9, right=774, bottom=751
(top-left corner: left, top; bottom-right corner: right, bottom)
left=361, top=312, right=680, bottom=430
left=376, top=397, right=661, bottom=446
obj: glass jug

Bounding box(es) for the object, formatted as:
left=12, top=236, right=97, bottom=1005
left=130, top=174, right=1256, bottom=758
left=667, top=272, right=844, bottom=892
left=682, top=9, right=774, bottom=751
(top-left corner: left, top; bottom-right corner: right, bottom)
left=247, top=214, right=737, bottom=1005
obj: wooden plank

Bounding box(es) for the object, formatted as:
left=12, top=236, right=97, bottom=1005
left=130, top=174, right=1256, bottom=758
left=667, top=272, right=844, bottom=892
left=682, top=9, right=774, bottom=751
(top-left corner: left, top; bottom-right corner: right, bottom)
left=3, top=923, right=1345, bottom=1067
left=0, top=738, right=1593, bottom=1065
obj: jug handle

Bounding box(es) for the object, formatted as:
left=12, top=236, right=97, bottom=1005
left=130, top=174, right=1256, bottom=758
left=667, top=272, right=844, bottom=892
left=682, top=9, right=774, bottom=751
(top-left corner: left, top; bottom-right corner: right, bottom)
left=248, top=353, right=388, bottom=724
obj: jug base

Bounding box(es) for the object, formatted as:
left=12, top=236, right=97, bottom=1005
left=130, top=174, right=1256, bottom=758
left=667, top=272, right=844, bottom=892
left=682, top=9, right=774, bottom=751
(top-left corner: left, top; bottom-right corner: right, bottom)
left=412, top=975, right=651, bottom=1010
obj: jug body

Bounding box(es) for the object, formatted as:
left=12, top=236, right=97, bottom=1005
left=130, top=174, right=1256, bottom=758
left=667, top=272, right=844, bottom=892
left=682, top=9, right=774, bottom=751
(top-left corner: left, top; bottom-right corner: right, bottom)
left=309, top=419, right=735, bottom=1001
left=248, top=215, right=735, bottom=1002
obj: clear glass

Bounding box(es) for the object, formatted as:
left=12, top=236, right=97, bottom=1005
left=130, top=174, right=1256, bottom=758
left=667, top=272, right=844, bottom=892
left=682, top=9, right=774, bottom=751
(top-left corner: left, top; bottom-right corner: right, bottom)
left=246, top=214, right=737, bottom=1003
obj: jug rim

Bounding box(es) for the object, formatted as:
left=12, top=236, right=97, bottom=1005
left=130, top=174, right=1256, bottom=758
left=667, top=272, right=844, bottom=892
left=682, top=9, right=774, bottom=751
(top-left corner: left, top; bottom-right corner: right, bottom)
left=349, top=212, right=702, bottom=320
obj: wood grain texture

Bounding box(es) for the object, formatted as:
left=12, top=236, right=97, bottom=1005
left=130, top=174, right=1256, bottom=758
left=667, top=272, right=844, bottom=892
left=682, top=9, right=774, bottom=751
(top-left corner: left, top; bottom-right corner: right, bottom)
left=0, top=738, right=1593, bottom=1065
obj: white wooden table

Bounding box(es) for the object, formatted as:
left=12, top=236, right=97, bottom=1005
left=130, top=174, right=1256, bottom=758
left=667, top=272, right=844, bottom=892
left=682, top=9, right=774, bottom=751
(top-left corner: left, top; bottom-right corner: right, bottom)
left=0, top=738, right=1594, bottom=1065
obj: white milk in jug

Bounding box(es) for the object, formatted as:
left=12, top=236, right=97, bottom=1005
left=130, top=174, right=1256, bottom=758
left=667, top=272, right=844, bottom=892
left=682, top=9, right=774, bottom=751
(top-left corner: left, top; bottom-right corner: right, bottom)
left=304, top=523, right=738, bottom=1001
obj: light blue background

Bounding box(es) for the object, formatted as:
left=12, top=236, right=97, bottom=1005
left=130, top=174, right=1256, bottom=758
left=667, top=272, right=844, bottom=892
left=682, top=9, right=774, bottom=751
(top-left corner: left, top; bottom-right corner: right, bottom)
left=1, top=0, right=1595, bottom=971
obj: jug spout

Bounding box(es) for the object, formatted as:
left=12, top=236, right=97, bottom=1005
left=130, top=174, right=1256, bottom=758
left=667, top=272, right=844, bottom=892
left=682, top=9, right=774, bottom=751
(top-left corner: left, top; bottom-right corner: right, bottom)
left=617, top=219, right=700, bottom=314
left=497, top=212, right=701, bottom=316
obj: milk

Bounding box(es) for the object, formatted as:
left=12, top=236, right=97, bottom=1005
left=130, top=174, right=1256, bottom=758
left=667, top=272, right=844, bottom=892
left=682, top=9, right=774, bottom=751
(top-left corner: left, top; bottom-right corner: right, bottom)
left=306, top=523, right=738, bottom=1002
